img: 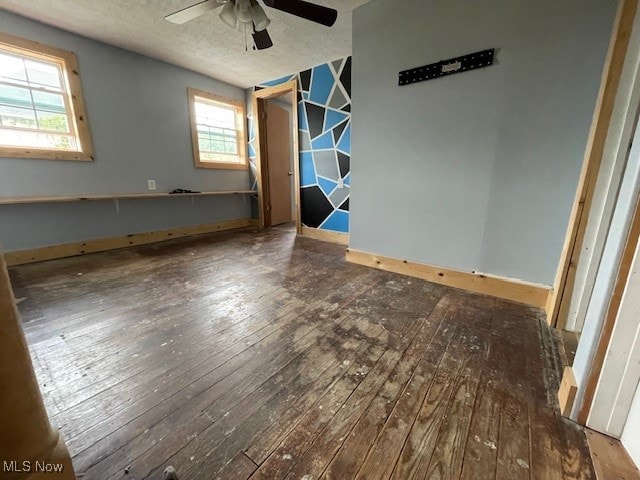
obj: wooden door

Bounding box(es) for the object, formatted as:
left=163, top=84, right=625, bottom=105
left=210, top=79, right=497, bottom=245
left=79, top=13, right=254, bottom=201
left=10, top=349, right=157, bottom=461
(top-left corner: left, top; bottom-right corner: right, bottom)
left=266, top=101, right=292, bottom=226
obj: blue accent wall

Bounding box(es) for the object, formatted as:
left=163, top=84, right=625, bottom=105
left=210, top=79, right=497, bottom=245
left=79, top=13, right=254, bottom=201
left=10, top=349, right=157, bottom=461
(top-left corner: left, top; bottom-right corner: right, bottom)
left=248, top=57, right=351, bottom=233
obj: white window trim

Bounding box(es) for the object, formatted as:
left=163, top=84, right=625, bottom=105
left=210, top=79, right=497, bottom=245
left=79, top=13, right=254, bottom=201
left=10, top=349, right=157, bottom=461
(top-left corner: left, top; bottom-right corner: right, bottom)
left=0, top=31, right=93, bottom=162
left=187, top=87, right=248, bottom=170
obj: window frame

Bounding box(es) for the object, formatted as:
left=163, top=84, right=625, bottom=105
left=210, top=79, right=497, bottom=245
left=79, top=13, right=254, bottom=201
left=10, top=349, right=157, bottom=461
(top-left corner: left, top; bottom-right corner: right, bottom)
left=0, top=31, right=93, bottom=162
left=187, top=87, right=248, bottom=170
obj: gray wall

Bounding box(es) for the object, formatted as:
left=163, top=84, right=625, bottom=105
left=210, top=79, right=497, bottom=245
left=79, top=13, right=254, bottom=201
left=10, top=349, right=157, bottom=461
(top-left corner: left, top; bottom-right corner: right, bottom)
left=0, top=11, right=251, bottom=251
left=350, top=0, right=616, bottom=285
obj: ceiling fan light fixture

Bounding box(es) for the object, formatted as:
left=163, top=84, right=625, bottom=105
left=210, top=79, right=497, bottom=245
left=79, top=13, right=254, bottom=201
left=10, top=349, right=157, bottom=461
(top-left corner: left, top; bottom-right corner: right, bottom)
left=166, top=0, right=339, bottom=51
left=219, top=2, right=238, bottom=28
left=249, top=0, right=271, bottom=31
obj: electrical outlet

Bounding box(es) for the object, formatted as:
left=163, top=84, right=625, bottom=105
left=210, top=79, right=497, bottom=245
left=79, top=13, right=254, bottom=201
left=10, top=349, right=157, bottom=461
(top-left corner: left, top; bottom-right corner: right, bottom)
left=337, top=177, right=344, bottom=189
left=147, top=180, right=157, bottom=191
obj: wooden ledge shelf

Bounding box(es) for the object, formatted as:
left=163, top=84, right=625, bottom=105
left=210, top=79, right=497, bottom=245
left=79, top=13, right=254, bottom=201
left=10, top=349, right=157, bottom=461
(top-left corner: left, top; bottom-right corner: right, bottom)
left=0, top=190, right=258, bottom=205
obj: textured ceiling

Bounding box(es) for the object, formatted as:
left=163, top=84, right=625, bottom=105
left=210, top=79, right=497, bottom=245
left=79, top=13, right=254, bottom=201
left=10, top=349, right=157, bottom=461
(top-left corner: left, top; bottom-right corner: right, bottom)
left=0, top=0, right=368, bottom=88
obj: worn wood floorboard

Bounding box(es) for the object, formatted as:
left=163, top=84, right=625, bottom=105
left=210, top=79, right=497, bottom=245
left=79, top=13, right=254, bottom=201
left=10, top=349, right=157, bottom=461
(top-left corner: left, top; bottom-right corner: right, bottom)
left=586, top=429, right=640, bottom=480
left=9, top=224, right=595, bottom=479
left=322, top=299, right=454, bottom=479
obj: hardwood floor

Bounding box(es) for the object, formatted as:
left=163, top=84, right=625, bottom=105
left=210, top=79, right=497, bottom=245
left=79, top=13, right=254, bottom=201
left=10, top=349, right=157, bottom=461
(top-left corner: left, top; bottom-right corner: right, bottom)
left=9, top=225, right=595, bottom=479
left=586, top=429, right=640, bottom=480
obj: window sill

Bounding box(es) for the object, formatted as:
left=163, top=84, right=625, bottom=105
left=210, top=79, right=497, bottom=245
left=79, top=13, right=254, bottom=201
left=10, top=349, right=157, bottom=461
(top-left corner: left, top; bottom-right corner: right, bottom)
left=195, top=161, right=249, bottom=170
left=0, top=148, right=94, bottom=162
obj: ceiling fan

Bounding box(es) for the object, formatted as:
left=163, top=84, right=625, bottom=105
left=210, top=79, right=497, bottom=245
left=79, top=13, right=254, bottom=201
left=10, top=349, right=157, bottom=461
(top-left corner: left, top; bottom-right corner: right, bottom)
left=165, top=0, right=338, bottom=50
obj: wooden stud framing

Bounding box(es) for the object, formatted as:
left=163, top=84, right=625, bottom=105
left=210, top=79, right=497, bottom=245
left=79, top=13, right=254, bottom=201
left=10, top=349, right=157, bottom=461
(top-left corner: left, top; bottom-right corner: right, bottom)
left=4, top=218, right=254, bottom=266
left=345, top=248, right=551, bottom=309
left=558, top=366, right=578, bottom=417
left=0, top=31, right=94, bottom=162
left=252, top=80, right=301, bottom=233
left=548, top=0, right=638, bottom=328
left=577, top=192, right=640, bottom=424
left=187, top=87, right=248, bottom=170
left=0, top=249, right=76, bottom=478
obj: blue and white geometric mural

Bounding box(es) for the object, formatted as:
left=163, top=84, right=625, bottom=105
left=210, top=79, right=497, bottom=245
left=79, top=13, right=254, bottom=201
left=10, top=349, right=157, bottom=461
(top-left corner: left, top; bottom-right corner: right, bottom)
left=248, top=56, right=351, bottom=233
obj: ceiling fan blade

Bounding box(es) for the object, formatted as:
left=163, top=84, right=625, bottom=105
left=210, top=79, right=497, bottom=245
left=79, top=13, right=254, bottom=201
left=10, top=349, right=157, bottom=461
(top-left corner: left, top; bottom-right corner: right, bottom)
left=263, top=0, right=337, bottom=27
left=165, top=0, right=226, bottom=24
left=253, top=28, right=274, bottom=50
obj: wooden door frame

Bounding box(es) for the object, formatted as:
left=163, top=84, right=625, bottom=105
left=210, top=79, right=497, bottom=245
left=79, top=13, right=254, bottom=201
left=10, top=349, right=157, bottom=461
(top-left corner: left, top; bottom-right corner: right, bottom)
left=252, top=80, right=301, bottom=233
left=548, top=0, right=638, bottom=329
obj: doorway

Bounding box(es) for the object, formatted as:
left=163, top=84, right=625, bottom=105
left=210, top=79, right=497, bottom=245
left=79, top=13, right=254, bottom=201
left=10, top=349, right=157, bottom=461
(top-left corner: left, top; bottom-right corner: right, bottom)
left=252, top=80, right=300, bottom=232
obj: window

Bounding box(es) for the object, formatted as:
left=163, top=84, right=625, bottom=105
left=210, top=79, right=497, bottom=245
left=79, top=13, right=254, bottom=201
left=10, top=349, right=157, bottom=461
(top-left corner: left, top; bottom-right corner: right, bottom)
left=0, top=32, right=93, bottom=161
left=188, top=87, right=247, bottom=170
